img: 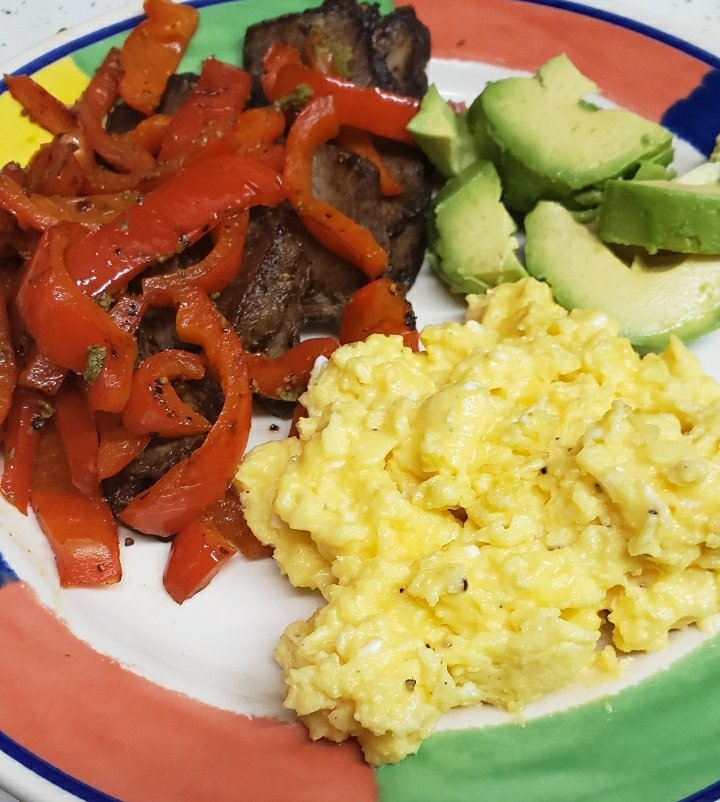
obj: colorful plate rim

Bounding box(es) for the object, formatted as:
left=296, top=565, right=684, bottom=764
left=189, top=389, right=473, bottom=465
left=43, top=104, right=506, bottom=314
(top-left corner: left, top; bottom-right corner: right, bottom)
left=1, top=1, right=720, bottom=800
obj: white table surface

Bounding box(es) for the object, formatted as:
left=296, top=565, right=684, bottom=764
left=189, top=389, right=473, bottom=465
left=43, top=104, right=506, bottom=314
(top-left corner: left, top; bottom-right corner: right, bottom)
left=1, top=0, right=720, bottom=801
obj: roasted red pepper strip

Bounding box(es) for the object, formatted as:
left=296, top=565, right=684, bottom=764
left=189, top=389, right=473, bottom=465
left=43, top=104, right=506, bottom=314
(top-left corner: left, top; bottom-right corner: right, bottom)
left=18, top=349, right=65, bottom=395
left=119, top=0, right=199, bottom=116
left=206, top=486, right=272, bottom=559
left=262, top=42, right=419, bottom=143
left=14, top=223, right=138, bottom=413
left=26, top=139, right=85, bottom=197
left=121, top=113, right=172, bottom=156
left=3, top=73, right=77, bottom=135
left=339, top=276, right=419, bottom=350
left=335, top=127, right=403, bottom=197
left=0, top=173, right=142, bottom=231
left=96, top=412, right=150, bottom=480
left=284, top=94, right=387, bottom=279
left=108, top=293, right=148, bottom=335
left=120, top=286, right=251, bottom=536
left=142, top=211, right=249, bottom=302
left=30, top=421, right=121, bottom=587
left=0, top=388, right=50, bottom=514
left=246, top=336, right=338, bottom=401
left=54, top=378, right=100, bottom=497
left=162, top=516, right=237, bottom=604
left=233, top=107, right=286, bottom=152
left=288, top=401, right=307, bottom=438
left=0, top=296, right=17, bottom=426
left=122, top=349, right=212, bottom=437
left=159, top=57, right=252, bottom=164
left=76, top=48, right=157, bottom=175
left=64, top=152, right=284, bottom=297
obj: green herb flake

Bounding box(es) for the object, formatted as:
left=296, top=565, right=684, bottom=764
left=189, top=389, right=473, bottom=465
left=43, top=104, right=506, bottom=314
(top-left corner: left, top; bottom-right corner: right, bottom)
left=83, top=345, right=107, bottom=384
left=96, top=292, right=114, bottom=311
left=274, top=84, right=313, bottom=111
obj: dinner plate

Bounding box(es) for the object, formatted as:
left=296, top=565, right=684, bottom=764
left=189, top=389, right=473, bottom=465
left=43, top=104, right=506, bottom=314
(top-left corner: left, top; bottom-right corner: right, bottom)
left=1, top=0, right=720, bottom=800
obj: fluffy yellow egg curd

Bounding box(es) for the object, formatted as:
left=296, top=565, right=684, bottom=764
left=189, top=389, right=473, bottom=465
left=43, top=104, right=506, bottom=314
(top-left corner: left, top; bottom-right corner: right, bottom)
left=235, top=278, right=720, bottom=765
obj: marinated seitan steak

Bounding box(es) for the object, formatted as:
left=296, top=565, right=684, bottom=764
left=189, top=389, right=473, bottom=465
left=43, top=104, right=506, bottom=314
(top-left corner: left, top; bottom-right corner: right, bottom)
left=242, top=0, right=430, bottom=102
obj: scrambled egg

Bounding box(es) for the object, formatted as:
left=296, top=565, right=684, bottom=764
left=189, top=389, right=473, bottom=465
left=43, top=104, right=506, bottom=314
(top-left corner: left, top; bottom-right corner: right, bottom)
left=235, top=278, right=720, bottom=765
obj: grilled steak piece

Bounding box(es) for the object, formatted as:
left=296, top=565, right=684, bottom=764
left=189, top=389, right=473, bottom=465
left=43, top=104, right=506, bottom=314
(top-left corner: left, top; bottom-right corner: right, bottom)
left=360, top=4, right=430, bottom=98
left=377, top=139, right=432, bottom=287
left=301, top=139, right=432, bottom=325
left=102, top=0, right=434, bottom=521
left=242, top=0, right=430, bottom=103
left=243, top=0, right=373, bottom=104
left=313, top=143, right=390, bottom=251
left=215, top=205, right=312, bottom=357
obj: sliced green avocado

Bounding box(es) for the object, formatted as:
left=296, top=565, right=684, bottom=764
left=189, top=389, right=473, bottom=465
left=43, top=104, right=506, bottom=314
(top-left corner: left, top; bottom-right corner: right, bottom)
left=524, top=201, right=720, bottom=350
left=598, top=179, right=720, bottom=255
left=478, top=55, right=674, bottom=213
left=429, top=160, right=526, bottom=294
left=406, top=84, right=477, bottom=178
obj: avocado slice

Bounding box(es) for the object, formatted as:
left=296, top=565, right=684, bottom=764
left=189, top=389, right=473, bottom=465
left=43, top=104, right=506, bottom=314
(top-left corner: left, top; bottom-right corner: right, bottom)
left=478, top=55, right=674, bottom=213
left=524, top=201, right=720, bottom=349
left=429, top=159, right=526, bottom=294
left=406, top=84, right=477, bottom=178
left=599, top=178, right=720, bottom=255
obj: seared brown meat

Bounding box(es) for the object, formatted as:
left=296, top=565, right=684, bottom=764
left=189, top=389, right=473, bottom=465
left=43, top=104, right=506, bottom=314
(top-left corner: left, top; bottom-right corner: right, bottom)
left=103, top=0, right=434, bottom=521
left=215, top=205, right=312, bottom=357
left=243, top=0, right=430, bottom=103
left=301, top=140, right=431, bottom=326
left=361, top=4, right=431, bottom=98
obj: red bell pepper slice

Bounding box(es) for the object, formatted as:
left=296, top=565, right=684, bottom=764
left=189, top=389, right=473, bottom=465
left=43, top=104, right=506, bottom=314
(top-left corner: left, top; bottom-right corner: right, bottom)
left=288, top=401, right=307, bottom=438
left=0, top=388, right=50, bottom=514
left=96, top=412, right=150, bottom=480
left=261, top=42, right=419, bottom=143
left=121, top=349, right=212, bottom=438
left=119, top=0, right=199, bottom=116
left=335, top=127, right=403, bottom=197
left=119, top=286, right=251, bottom=536
left=246, top=336, right=338, bottom=401
left=162, top=515, right=237, bottom=604
left=0, top=173, right=142, bottom=231
left=64, top=152, right=284, bottom=297
left=3, top=73, right=77, bottom=135
left=233, top=107, right=286, bottom=152
left=163, top=485, right=272, bottom=604
left=284, top=94, right=387, bottom=279
left=78, top=159, right=174, bottom=196
left=159, top=57, right=252, bottom=164
left=53, top=378, right=100, bottom=497
left=205, top=486, right=273, bottom=559
left=0, top=296, right=17, bottom=427
left=18, top=349, right=65, bottom=395
left=14, top=223, right=138, bottom=413
left=30, top=421, right=121, bottom=587
left=339, top=276, right=419, bottom=350
left=121, top=113, right=172, bottom=156
left=26, top=139, right=85, bottom=197
left=108, top=293, right=148, bottom=335
left=142, top=211, right=249, bottom=302
left=76, top=48, right=157, bottom=175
